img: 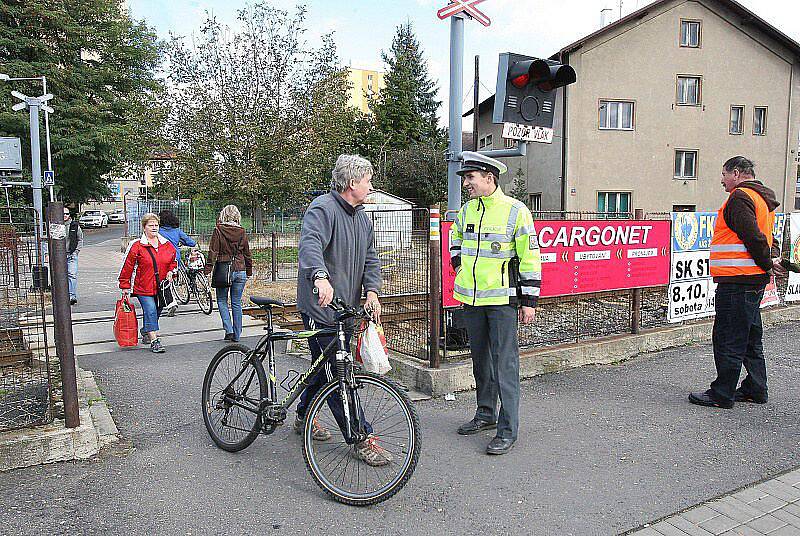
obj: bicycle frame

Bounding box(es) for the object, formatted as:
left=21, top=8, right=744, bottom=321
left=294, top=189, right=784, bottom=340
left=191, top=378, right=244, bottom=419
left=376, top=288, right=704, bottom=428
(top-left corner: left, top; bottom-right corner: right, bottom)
left=221, top=305, right=366, bottom=442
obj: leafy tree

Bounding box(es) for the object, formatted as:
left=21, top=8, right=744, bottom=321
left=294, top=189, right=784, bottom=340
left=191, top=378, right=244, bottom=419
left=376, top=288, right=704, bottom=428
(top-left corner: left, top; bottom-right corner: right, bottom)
left=0, top=0, right=164, bottom=205
left=383, top=140, right=447, bottom=206
left=162, top=2, right=358, bottom=211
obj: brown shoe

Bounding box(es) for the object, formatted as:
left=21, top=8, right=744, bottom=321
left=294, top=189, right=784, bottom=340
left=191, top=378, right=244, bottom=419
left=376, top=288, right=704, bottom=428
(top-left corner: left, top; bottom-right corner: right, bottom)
left=293, top=415, right=332, bottom=441
left=353, top=435, right=393, bottom=467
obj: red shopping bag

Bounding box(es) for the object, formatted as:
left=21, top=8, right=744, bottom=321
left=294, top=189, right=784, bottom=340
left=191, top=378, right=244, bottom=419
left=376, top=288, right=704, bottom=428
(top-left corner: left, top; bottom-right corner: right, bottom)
left=114, top=296, right=138, bottom=347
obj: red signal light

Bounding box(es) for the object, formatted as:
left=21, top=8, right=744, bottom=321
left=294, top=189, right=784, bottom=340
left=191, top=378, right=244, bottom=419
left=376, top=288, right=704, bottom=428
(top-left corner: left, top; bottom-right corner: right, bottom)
left=511, top=73, right=529, bottom=88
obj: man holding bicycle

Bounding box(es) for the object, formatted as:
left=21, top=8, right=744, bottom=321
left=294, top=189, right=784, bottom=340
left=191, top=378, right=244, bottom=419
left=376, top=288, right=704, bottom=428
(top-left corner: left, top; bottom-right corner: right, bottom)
left=295, top=154, right=389, bottom=467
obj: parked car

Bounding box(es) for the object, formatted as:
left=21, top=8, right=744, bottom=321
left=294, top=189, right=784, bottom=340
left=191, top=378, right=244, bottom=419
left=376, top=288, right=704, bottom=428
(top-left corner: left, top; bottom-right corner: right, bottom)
left=79, top=210, right=108, bottom=228
left=108, top=209, right=125, bottom=224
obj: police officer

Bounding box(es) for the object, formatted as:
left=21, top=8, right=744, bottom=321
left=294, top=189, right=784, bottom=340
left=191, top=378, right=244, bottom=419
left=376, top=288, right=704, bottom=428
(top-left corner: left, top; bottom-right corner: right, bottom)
left=450, top=151, right=541, bottom=455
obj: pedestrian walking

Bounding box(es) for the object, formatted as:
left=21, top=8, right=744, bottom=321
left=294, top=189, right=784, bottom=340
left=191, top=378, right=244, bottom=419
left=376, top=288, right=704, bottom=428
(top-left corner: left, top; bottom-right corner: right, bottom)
left=689, top=156, right=782, bottom=409
left=118, top=212, right=177, bottom=353
left=158, top=209, right=197, bottom=316
left=204, top=205, right=252, bottom=342
left=450, top=151, right=542, bottom=455
left=295, top=154, right=391, bottom=467
left=64, top=207, right=83, bottom=305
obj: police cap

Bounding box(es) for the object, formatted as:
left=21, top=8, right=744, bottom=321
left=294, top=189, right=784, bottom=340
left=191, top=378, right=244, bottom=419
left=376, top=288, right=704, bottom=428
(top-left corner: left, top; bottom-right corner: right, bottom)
left=456, top=151, right=508, bottom=177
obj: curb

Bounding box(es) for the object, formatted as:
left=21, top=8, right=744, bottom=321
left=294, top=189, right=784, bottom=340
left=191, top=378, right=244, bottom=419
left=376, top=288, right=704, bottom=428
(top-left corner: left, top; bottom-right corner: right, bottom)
left=0, top=367, right=119, bottom=472
left=387, top=304, right=800, bottom=397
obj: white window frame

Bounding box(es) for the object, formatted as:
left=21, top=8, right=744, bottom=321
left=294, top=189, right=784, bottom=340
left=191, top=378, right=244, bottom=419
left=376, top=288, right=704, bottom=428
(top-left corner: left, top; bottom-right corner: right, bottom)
left=677, top=76, right=701, bottom=106
left=599, top=100, right=635, bottom=130
left=597, top=192, right=631, bottom=218
left=729, top=105, right=744, bottom=135
left=674, top=149, right=698, bottom=179
left=753, top=107, right=768, bottom=136
left=529, top=193, right=542, bottom=212
left=478, top=137, right=486, bottom=149
left=680, top=20, right=701, bottom=48
left=485, top=134, right=493, bottom=148
left=504, top=138, right=515, bottom=149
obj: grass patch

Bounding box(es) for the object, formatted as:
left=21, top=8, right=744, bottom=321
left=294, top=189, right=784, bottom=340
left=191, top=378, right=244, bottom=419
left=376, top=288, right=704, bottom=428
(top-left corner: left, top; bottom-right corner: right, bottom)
left=251, top=247, right=298, bottom=264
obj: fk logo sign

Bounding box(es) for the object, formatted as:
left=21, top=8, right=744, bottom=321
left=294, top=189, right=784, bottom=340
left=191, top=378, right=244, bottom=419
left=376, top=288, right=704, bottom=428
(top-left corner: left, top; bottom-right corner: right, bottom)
left=436, top=0, right=491, bottom=27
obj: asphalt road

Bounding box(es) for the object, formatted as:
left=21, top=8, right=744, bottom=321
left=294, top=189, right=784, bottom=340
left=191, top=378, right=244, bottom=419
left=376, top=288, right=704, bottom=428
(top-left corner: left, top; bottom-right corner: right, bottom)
left=80, top=223, right=125, bottom=247
left=1, top=325, right=799, bottom=535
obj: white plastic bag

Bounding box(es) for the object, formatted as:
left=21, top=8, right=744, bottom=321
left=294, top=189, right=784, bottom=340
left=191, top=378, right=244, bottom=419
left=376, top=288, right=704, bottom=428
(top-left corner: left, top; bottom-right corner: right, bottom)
left=356, top=322, right=391, bottom=375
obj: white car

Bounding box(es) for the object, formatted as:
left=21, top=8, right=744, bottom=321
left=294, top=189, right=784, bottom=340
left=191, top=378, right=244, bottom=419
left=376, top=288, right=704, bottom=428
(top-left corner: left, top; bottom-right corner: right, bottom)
left=108, top=210, right=125, bottom=224
left=79, top=210, right=108, bottom=228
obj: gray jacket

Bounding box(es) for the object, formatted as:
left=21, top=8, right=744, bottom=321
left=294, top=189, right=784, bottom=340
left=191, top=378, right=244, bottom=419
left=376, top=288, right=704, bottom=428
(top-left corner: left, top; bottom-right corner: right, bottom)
left=297, top=190, right=382, bottom=326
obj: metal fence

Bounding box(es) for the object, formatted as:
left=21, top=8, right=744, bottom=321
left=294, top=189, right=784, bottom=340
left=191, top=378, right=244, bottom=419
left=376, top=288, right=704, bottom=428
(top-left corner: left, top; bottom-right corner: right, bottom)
left=0, top=207, right=54, bottom=432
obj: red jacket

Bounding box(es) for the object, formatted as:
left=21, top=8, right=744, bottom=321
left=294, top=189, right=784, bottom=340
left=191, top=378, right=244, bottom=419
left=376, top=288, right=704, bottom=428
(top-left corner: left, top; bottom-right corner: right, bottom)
left=119, top=235, right=178, bottom=296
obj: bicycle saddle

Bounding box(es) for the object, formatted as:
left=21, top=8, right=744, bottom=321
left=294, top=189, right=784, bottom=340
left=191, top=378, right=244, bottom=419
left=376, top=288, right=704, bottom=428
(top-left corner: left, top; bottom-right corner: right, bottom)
left=250, top=296, right=285, bottom=308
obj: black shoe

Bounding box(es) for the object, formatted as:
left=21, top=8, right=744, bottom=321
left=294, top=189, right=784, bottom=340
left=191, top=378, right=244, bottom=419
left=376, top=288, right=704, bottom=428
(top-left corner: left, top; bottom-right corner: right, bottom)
left=734, top=389, right=768, bottom=404
left=457, top=417, right=497, bottom=435
left=69, top=298, right=77, bottom=305
left=150, top=338, right=166, bottom=353
left=224, top=333, right=234, bottom=341
left=689, top=390, right=733, bottom=409
left=486, top=437, right=515, bottom=455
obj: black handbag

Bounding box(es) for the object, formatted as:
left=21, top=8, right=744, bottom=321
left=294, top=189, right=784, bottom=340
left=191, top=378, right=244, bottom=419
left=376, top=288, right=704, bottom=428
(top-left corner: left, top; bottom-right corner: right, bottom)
left=145, top=247, right=177, bottom=310
left=211, top=232, right=243, bottom=289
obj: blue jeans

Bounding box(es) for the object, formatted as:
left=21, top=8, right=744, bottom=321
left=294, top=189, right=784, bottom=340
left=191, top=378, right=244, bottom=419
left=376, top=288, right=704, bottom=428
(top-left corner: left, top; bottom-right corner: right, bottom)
left=216, top=271, right=247, bottom=340
left=137, top=295, right=163, bottom=334
left=710, top=283, right=767, bottom=404
left=66, top=253, right=78, bottom=300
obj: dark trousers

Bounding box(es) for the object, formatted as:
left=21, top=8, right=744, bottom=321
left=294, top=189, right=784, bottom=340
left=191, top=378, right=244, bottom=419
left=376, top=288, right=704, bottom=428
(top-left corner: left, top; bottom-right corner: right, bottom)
left=463, top=304, right=520, bottom=440
left=710, top=283, right=768, bottom=404
left=296, top=314, right=372, bottom=435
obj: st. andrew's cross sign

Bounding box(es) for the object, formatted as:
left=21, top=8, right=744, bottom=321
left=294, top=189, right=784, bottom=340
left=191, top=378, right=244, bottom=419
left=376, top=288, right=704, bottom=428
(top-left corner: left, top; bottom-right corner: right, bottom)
left=436, top=0, right=491, bottom=27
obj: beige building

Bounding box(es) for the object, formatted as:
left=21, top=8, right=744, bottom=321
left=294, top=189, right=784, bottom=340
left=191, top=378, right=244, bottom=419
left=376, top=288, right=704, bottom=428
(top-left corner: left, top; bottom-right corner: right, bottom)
left=473, top=0, right=800, bottom=215
left=347, top=68, right=385, bottom=114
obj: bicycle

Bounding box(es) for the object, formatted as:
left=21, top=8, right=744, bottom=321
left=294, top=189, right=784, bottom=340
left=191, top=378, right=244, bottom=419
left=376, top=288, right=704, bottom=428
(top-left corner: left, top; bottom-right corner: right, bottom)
left=201, top=295, right=421, bottom=506
left=173, top=248, right=213, bottom=315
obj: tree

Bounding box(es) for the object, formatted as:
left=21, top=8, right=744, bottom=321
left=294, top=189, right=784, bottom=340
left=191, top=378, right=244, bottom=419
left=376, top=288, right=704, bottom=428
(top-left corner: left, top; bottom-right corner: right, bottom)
left=370, top=23, right=442, bottom=150
left=162, top=2, right=359, bottom=210
left=509, top=167, right=528, bottom=204
left=0, top=0, right=164, bottom=204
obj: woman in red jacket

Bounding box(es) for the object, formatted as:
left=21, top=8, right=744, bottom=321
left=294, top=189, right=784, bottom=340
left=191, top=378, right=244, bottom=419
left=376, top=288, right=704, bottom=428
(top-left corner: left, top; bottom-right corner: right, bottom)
left=119, top=213, right=177, bottom=353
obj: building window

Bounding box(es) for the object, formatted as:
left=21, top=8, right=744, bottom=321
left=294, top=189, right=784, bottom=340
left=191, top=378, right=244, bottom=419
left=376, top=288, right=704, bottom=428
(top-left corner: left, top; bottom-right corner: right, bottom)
left=597, top=192, right=631, bottom=218
left=478, top=137, right=486, bottom=149
left=485, top=134, right=493, bottom=148
left=730, top=106, right=744, bottom=134
left=674, top=150, right=698, bottom=179
left=795, top=197, right=800, bottom=210
left=753, top=107, right=767, bottom=135
left=504, top=138, right=515, bottom=149
left=599, top=100, right=634, bottom=130
left=529, top=193, right=541, bottom=212
left=680, top=20, right=701, bottom=47
left=672, top=204, right=696, bottom=212
left=677, top=76, right=701, bottom=105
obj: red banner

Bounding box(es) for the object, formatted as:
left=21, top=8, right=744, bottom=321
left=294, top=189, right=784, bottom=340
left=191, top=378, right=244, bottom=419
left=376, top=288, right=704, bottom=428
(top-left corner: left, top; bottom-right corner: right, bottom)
left=441, top=219, right=671, bottom=305
left=538, top=220, right=670, bottom=296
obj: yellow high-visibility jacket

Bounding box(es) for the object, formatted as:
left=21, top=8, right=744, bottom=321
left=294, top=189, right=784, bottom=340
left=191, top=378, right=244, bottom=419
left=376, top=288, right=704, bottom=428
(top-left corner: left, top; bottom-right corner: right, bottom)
left=449, top=187, right=542, bottom=307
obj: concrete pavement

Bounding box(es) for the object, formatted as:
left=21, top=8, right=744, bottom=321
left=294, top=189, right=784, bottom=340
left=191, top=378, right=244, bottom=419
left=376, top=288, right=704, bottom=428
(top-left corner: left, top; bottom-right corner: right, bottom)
left=0, top=321, right=798, bottom=535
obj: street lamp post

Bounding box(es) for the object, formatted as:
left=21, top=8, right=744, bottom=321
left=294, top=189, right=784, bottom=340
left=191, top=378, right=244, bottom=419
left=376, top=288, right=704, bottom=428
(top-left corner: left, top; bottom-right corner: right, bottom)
left=0, top=74, right=55, bottom=201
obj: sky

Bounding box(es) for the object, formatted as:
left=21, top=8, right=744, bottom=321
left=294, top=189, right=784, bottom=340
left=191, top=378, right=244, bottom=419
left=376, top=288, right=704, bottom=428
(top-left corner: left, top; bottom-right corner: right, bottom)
left=128, top=0, right=800, bottom=128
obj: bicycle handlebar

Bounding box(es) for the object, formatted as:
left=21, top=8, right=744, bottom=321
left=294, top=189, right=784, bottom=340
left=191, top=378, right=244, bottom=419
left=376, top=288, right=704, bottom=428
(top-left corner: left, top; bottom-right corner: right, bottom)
left=312, top=287, right=371, bottom=321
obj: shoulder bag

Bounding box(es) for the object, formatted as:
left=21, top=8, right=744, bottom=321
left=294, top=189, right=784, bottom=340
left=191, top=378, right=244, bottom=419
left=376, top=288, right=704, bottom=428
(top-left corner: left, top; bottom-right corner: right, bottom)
left=145, top=246, right=177, bottom=310
left=211, top=231, right=243, bottom=289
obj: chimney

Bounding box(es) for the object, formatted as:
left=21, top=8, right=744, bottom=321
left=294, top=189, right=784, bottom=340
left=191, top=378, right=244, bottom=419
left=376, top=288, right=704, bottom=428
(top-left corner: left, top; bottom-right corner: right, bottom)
left=600, top=8, right=613, bottom=27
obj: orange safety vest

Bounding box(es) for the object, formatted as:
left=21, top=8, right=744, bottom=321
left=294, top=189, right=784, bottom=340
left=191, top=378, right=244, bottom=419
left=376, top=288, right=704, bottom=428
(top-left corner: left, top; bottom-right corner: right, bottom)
left=709, top=187, right=774, bottom=277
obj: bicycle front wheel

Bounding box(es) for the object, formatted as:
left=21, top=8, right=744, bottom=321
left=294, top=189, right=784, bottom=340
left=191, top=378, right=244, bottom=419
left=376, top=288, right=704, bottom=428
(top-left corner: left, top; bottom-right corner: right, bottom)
left=303, top=372, right=421, bottom=506
left=202, top=343, right=266, bottom=452
left=174, top=268, right=191, bottom=305
left=195, top=272, right=214, bottom=315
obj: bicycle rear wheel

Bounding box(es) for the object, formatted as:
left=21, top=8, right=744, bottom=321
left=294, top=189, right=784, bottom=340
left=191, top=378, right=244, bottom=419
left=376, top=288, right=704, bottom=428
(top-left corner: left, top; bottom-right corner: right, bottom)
left=174, top=268, right=191, bottom=305
left=202, top=343, right=266, bottom=452
left=303, top=372, right=421, bottom=506
left=195, top=272, right=214, bottom=315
